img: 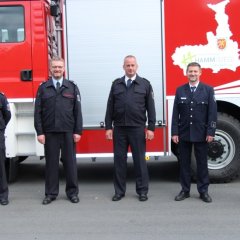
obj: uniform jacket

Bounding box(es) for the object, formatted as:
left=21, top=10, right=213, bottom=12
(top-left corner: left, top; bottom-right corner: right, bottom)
left=34, top=78, right=83, bottom=135
left=105, top=75, right=156, bottom=131
left=0, top=92, right=11, bottom=130
left=171, top=82, right=217, bottom=142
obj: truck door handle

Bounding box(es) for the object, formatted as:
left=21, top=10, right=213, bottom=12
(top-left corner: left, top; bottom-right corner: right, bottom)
left=21, top=70, right=32, bottom=81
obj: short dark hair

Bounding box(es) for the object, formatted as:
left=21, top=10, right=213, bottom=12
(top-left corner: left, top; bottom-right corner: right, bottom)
left=186, top=62, right=201, bottom=71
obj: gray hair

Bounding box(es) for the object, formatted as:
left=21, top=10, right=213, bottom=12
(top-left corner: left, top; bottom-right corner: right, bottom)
left=50, top=56, right=65, bottom=65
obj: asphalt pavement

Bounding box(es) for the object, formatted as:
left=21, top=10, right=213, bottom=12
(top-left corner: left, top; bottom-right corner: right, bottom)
left=0, top=157, right=240, bottom=240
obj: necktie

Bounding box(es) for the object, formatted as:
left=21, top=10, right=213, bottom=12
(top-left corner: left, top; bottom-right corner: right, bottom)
left=56, top=81, right=60, bottom=93
left=190, top=86, right=196, bottom=93
left=127, top=79, right=132, bottom=88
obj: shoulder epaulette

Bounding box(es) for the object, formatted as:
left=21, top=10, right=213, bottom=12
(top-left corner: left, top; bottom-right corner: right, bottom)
left=112, top=78, right=121, bottom=84
left=142, top=78, right=150, bottom=83
left=67, top=79, right=77, bottom=86
left=69, top=80, right=76, bottom=84
left=39, top=81, right=47, bottom=86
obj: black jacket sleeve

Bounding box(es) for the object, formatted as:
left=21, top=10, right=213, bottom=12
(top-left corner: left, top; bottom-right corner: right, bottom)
left=105, top=84, right=114, bottom=130
left=1, top=94, right=11, bottom=127
left=34, top=85, right=44, bottom=136
left=146, top=83, right=156, bottom=131
left=73, top=84, right=83, bottom=135
left=207, top=87, right=217, bottom=136
left=171, top=89, right=179, bottom=136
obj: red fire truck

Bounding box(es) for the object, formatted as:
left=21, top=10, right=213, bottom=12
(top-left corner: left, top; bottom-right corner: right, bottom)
left=0, top=0, right=240, bottom=183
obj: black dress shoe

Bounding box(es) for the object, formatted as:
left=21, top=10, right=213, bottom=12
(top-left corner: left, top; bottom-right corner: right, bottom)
left=175, top=191, right=190, bottom=201
left=42, top=196, right=56, bottom=205
left=112, top=194, right=124, bottom=201
left=139, top=194, right=148, bottom=201
left=70, top=195, right=79, bottom=203
left=0, top=199, right=9, bottom=206
left=200, top=192, right=212, bottom=203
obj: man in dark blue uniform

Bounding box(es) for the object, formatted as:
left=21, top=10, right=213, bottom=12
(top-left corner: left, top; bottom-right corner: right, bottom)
left=34, top=57, right=83, bottom=205
left=105, top=55, right=156, bottom=201
left=171, top=62, right=217, bottom=203
left=0, top=92, right=11, bottom=205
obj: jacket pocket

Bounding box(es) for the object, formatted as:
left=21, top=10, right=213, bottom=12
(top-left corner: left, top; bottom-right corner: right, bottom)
left=177, top=99, right=189, bottom=113
left=62, top=92, right=74, bottom=109
left=134, top=89, right=146, bottom=104
left=196, top=101, right=208, bottom=112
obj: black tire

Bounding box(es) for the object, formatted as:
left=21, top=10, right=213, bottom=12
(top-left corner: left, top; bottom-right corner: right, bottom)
left=191, top=112, right=240, bottom=183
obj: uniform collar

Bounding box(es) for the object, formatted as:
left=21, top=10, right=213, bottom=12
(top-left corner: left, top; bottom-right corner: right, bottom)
left=124, top=74, right=136, bottom=82
left=45, top=78, right=69, bottom=88
left=189, top=81, right=200, bottom=89
left=52, top=77, right=63, bottom=87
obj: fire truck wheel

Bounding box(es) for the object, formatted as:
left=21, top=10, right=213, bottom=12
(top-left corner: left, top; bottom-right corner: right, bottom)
left=5, top=157, right=19, bottom=183
left=191, top=113, right=240, bottom=183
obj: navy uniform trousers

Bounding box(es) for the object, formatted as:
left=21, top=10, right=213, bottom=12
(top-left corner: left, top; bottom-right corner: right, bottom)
left=0, top=130, right=8, bottom=200
left=44, top=132, right=78, bottom=199
left=179, top=141, right=209, bottom=193
left=113, top=126, right=149, bottom=196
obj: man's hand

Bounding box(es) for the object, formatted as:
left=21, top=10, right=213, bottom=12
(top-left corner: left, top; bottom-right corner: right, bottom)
left=146, top=130, right=154, bottom=140
left=106, top=129, right=113, bottom=140
left=172, top=135, right=179, bottom=144
left=206, top=135, right=214, bottom=143
left=37, top=135, right=45, bottom=145
left=73, top=134, right=81, bottom=143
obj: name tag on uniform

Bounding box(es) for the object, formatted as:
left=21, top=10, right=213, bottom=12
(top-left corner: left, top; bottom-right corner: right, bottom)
left=181, top=97, right=187, bottom=100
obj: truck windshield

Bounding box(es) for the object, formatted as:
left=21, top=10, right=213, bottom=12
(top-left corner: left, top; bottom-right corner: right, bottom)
left=0, top=6, right=24, bottom=43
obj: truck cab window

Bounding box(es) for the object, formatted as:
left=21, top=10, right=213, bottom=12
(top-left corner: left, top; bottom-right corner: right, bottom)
left=0, top=6, right=24, bottom=43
